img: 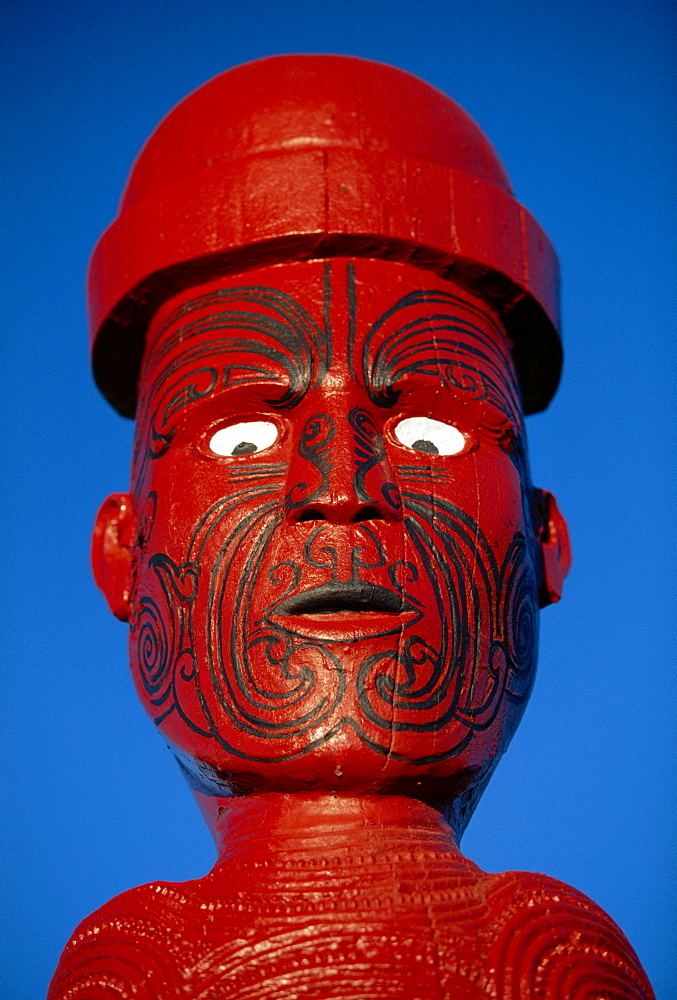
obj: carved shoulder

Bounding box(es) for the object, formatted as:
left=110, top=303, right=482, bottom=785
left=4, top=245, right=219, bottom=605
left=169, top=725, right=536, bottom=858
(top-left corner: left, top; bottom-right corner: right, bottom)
left=46, top=879, right=230, bottom=999
left=483, top=870, right=655, bottom=1000
left=46, top=868, right=656, bottom=999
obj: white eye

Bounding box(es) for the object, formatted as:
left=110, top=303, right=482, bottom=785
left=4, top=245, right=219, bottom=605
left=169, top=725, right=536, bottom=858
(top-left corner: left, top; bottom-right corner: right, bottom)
left=209, top=420, right=278, bottom=457
left=394, top=416, right=466, bottom=456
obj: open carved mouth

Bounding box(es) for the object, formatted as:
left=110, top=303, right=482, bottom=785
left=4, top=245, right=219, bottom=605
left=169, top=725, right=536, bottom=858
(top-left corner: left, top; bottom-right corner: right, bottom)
left=275, top=580, right=411, bottom=615
left=266, top=580, right=420, bottom=641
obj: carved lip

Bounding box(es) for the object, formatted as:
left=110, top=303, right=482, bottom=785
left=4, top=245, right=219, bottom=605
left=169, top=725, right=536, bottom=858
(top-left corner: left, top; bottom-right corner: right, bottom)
left=267, top=580, right=420, bottom=641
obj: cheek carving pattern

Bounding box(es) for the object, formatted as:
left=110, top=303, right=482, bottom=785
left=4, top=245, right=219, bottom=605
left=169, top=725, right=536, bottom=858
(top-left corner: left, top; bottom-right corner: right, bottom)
left=354, top=493, right=537, bottom=751
left=133, top=485, right=537, bottom=763
left=131, top=265, right=538, bottom=764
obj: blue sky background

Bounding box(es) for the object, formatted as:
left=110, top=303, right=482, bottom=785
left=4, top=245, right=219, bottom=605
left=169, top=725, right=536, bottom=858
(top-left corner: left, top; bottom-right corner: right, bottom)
left=1, top=1, right=674, bottom=997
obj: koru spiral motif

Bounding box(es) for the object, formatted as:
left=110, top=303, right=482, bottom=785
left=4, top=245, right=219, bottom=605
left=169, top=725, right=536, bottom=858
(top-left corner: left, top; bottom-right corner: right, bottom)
left=130, top=262, right=539, bottom=765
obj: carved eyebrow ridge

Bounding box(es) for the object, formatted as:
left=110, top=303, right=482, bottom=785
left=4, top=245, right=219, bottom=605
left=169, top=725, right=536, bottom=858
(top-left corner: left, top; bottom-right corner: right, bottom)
left=143, top=283, right=332, bottom=416
left=362, top=299, right=521, bottom=425
left=363, top=289, right=507, bottom=357
left=151, top=286, right=329, bottom=369
left=134, top=274, right=337, bottom=484
left=147, top=322, right=316, bottom=410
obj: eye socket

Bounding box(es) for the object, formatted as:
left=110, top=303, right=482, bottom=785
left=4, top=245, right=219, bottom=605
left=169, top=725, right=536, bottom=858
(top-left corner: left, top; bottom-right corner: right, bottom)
left=208, top=420, right=278, bottom=457
left=393, top=416, right=466, bottom=456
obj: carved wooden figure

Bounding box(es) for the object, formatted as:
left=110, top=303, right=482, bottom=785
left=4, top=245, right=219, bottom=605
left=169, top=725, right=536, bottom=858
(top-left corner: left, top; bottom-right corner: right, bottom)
left=48, top=55, right=654, bottom=999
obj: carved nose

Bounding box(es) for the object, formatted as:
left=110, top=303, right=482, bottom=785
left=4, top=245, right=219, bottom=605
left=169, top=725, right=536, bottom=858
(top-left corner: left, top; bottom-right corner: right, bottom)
left=285, top=411, right=402, bottom=524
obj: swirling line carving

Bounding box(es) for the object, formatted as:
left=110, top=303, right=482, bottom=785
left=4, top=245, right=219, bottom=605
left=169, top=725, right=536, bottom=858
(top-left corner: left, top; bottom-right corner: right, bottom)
left=285, top=413, right=335, bottom=510
left=134, top=552, right=205, bottom=733
left=133, top=273, right=332, bottom=478
left=487, top=879, right=652, bottom=999
left=361, top=288, right=522, bottom=432
left=355, top=492, right=537, bottom=749
left=131, top=264, right=541, bottom=766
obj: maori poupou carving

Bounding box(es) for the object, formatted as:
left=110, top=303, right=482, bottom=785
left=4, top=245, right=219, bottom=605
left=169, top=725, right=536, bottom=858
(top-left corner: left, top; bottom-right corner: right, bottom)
left=48, top=55, right=654, bottom=999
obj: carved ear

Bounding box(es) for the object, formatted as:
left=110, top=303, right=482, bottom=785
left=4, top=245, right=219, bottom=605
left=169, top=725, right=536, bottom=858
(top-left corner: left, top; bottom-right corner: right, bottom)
left=91, top=493, right=137, bottom=621
left=533, top=488, right=572, bottom=607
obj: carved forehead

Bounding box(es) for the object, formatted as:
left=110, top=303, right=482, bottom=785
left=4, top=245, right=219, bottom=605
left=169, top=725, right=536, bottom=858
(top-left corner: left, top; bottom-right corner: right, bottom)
left=139, top=258, right=521, bottom=418
left=141, top=266, right=331, bottom=411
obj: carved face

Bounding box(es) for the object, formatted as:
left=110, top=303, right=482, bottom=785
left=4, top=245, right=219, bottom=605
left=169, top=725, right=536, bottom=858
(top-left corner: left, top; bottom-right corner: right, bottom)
left=94, top=258, right=569, bottom=812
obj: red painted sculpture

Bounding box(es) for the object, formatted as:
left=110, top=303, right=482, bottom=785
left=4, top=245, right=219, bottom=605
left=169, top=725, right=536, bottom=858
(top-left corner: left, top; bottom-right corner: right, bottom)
left=48, top=55, right=654, bottom=999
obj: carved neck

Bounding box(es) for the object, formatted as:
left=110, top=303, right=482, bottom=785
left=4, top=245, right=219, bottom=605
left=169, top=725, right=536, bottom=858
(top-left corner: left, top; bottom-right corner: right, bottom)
left=197, top=793, right=461, bottom=866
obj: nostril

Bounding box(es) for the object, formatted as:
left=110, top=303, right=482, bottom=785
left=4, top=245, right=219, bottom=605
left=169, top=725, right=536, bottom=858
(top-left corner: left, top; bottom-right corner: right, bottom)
left=296, top=508, right=329, bottom=523
left=351, top=505, right=384, bottom=523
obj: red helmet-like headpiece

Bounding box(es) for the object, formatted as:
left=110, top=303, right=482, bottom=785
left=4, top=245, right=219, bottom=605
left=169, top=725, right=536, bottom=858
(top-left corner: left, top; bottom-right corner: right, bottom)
left=88, top=54, right=561, bottom=417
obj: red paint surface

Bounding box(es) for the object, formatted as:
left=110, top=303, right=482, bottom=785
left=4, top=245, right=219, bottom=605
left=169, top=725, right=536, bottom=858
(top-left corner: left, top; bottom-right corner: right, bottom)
left=87, top=55, right=561, bottom=418
left=49, top=794, right=652, bottom=998
left=95, top=259, right=555, bottom=800
left=49, top=56, right=652, bottom=998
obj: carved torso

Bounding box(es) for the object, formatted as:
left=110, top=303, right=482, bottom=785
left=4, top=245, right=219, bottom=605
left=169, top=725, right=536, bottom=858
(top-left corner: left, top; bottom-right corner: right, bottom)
left=48, top=796, right=652, bottom=1000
